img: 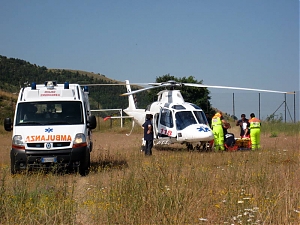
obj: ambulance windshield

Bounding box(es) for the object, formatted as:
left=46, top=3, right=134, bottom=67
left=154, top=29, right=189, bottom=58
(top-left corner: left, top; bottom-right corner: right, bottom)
left=15, top=101, right=84, bottom=125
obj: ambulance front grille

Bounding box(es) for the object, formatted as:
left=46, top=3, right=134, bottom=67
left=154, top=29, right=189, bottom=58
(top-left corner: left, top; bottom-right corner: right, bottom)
left=27, top=142, right=71, bottom=148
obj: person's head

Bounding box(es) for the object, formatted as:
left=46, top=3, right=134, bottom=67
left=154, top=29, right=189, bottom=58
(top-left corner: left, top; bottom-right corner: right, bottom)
left=241, top=113, right=246, bottom=120
left=146, top=114, right=153, bottom=120
left=215, top=111, right=222, bottom=117
left=250, top=113, right=255, bottom=118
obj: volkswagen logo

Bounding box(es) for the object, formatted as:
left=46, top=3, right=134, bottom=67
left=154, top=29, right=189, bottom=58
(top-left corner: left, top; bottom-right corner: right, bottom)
left=46, top=143, right=51, bottom=149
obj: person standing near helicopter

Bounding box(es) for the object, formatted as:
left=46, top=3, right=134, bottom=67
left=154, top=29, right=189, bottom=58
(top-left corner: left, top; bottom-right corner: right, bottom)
left=211, top=111, right=227, bottom=151
left=236, top=113, right=250, bottom=138
left=142, top=114, right=154, bottom=156
left=249, top=113, right=261, bottom=150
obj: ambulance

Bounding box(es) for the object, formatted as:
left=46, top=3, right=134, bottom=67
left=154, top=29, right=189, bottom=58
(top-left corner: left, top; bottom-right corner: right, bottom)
left=4, top=81, right=97, bottom=176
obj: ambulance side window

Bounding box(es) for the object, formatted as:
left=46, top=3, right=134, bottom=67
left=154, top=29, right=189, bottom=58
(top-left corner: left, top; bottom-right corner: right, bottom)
left=83, top=102, right=88, bottom=121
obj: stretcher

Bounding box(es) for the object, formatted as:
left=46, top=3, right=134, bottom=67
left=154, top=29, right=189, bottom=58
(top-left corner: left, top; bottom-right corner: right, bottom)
left=226, top=138, right=251, bottom=151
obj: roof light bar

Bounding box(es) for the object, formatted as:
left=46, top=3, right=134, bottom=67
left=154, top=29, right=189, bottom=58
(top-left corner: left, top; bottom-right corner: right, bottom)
left=31, top=82, right=36, bottom=90
left=64, top=82, right=69, bottom=89
left=44, top=81, right=58, bottom=89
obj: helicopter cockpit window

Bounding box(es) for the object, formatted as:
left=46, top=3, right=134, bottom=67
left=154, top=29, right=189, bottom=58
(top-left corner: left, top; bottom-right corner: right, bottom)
left=171, top=105, right=186, bottom=110
left=175, top=111, right=197, bottom=130
left=145, top=104, right=151, bottom=111
left=160, top=108, right=174, bottom=128
left=164, top=103, right=171, bottom=108
left=190, top=103, right=201, bottom=110
left=194, top=111, right=208, bottom=124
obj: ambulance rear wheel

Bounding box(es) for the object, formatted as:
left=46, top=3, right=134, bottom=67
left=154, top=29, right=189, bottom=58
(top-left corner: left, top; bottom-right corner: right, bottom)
left=79, top=150, right=90, bottom=176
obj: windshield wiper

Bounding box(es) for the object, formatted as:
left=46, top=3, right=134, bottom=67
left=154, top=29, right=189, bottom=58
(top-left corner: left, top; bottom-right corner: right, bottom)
left=17, top=121, right=42, bottom=125
left=47, top=121, right=72, bottom=125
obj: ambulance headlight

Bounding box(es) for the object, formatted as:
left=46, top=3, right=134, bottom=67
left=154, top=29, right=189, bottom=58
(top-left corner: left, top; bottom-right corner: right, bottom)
left=74, top=133, right=86, bottom=144
left=12, top=135, right=25, bottom=149
left=73, top=133, right=87, bottom=148
left=13, top=135, right=23, bottom=145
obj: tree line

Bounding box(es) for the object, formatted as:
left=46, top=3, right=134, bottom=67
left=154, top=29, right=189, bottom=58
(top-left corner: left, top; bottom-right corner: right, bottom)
left=0, top=55, right=215, bottom=118
left=0, top=55, right=150, bottom=112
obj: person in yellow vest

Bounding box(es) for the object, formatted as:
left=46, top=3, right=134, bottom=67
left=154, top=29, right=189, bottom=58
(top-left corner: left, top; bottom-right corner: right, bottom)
left=249, top=113, right=261, bottom=150
left=211, top=111, right=227, bottom=151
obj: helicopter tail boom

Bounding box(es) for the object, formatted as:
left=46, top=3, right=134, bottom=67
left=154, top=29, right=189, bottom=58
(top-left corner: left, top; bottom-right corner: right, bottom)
left=125, top=80, right=137, bottom=110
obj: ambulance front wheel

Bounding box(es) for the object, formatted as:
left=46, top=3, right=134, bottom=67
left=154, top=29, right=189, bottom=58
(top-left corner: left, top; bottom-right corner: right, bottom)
left=10, top=156, right=20, bottom=175
left=79, top=149, right=90, bottom=176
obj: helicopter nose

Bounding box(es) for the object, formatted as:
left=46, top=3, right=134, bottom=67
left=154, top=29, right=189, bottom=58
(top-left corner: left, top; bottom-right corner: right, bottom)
left=178, top=124, right=214, bottom=142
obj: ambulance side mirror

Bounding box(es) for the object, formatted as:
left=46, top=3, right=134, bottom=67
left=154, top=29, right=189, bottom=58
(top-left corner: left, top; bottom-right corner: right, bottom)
left=88, top=115, right=97, bottom=129
left=4, top=118, right=12, bottom=131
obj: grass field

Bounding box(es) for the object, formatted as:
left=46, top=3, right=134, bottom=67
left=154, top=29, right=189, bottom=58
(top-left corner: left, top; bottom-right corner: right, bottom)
left=0, top=121, right=299, bottom=224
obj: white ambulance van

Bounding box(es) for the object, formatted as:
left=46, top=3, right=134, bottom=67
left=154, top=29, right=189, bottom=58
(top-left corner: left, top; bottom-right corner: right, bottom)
left=4, top=81, right=97, bottom=176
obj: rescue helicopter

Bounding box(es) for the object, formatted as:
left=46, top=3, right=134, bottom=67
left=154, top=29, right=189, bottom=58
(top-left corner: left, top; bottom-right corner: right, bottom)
left=120, top=79, right=291, bottom=150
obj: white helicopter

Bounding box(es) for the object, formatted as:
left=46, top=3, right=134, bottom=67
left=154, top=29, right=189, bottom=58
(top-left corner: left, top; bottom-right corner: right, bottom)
left=120, top=79, right=291, bottom=150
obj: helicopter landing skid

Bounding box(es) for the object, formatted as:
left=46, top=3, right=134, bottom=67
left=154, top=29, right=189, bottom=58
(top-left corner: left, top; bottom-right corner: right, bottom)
left=186, top=142, right=212, bottom=152
left=154, top=138, right=171, bottom=145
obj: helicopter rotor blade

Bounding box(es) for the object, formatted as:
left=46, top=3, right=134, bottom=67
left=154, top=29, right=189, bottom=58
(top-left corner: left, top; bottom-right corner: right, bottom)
left=120, top=80, right=186, bottom=96
left=148, top=80, right=182, bottom=87
left=81, top=82, right=146, bottom=86
left=80, top=83, right=126, bottom=86
left=182, top=83, right=292, bottom=94
left=117, top=78, right=293, bottom=96
left=120, top=83, right=171, bottom=96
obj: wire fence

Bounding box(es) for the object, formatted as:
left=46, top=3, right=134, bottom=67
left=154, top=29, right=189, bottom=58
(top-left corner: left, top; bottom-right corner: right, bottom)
left=209, top=91, right=299, bottom=122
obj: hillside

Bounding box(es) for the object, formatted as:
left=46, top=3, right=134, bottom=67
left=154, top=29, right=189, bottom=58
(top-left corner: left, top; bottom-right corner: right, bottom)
left=0, top=55, right=150, bottom=120
left=0, top=90, right=17, bottom=122
left=49, top=69, right=122, bottom=84
left=0, top=55, right=219, bottom=123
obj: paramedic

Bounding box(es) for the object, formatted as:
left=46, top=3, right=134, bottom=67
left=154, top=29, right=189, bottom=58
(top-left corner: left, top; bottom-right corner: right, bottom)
left=249, top=113, right=261, bottom=150
left=211, top=111, right=227, bottom=151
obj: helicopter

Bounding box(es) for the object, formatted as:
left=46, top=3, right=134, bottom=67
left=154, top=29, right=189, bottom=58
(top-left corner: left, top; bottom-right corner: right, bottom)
left=120, top=79, right=292, bottom=150
left=121, top=80, right=213, bottom=150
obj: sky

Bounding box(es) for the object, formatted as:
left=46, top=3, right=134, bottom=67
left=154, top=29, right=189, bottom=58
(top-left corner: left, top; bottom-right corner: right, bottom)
left=0, top=0, right=299, bottom=121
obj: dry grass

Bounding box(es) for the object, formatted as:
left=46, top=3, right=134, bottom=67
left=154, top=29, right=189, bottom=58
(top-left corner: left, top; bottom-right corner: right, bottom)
left=0, top=123, right=299, bottom=224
